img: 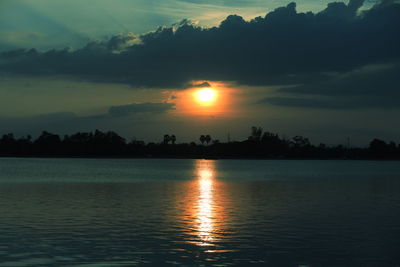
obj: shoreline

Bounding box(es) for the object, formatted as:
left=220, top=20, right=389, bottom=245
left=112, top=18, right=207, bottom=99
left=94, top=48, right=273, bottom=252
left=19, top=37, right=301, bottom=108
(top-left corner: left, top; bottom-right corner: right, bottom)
left=1, top=155, right=399, bottom=161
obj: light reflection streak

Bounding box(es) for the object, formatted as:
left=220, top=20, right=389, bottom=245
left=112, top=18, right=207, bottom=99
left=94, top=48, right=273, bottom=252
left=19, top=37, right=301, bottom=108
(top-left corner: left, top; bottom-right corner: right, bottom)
left=195, top=160, right=216, bottom=245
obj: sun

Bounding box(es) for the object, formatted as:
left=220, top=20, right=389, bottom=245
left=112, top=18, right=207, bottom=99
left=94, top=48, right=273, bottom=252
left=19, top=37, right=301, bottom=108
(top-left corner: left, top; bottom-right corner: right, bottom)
left=173, top=81, right=235, bottom=116
left=196, top=88, right=217, bottom=104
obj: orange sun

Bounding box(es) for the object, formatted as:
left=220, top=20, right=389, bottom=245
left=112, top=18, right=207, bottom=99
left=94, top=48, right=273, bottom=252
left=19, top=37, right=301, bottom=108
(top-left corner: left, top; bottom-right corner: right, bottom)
left=171, top=81, right=237, bottom=117
left=196, top=88, right=217, bottom=105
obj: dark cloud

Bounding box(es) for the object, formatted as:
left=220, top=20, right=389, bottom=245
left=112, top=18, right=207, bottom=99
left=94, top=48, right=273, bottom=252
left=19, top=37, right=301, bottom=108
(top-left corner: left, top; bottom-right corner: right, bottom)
left=261, top=95, right=400, bottom=109
left=0, top=102, right=175, bottom=136
left=282, top=63, right=400, bottom=96
left=34, top=112, right=77, bottom=119
left=184, top=81, right=211, bottom=88
left=0, top=0, right=399, bottom=113
left=0, top=0, right=398, bottom=87
left=260, top=62, right=400, bottom=109
left=108, top=102, right=175, bottom=116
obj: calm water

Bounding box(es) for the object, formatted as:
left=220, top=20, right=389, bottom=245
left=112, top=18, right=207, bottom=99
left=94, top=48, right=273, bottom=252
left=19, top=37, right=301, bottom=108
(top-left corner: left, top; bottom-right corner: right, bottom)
left=0, top=158, right=399, bottom=266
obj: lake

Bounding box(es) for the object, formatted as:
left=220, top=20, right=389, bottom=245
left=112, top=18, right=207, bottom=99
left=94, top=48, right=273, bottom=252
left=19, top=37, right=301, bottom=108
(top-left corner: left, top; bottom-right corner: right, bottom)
left=0, top=158, right=399, bottom=266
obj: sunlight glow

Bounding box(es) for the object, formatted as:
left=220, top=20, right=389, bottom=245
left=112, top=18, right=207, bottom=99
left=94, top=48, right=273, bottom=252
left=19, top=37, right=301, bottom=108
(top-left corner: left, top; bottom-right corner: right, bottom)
left=171, top=81, right=237, bottom=117
left=196, top=88, right=217, bottom=104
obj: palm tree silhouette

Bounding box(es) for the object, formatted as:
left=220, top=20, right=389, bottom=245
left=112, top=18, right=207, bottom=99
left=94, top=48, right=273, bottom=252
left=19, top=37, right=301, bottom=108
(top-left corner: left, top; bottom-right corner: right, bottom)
left=205, top=135, right=211, bottom=145
left=163, top=134, right=170, bottom=144
left=170, top=135, right=176, bottom=145
left=199, top=135, right=206, bottom=145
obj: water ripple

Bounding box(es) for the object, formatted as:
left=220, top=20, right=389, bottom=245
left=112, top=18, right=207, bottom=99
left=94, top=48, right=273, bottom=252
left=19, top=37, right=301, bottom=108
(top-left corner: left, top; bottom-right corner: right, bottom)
left=0, top=159, right=400, bottom=266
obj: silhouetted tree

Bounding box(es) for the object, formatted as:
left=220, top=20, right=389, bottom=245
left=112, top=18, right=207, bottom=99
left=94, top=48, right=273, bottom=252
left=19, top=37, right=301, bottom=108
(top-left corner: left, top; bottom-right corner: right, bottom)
left=0, top=133, right=16, bottom=155
left=163, top=134, right=170, bottom=145
left=170, top=135, right=176, bottom=145
left=200, top=135, right=206, bottom=145
left=248, top=126, right=263, bottom=142
left=260, top=131, right=287, bottom=156
left=1, top=133, right=15, bottom=143
left=0, top=128, right=398, bottom=159
left=369, top=138, right=386, bottom=156
left=289, top=135, right=312, bottom=157
left=291, top=136, right=311, bottom=148
left=368, top=138, right=397, bottom=158
left=34, top=131, right=62, bottom=155
left=205, top=135, right=211, bottom=145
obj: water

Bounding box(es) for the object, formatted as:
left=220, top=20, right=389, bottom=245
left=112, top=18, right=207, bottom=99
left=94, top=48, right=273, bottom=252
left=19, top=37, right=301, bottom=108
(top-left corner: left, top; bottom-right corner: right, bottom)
left=0, top=158, right=399, bottom=266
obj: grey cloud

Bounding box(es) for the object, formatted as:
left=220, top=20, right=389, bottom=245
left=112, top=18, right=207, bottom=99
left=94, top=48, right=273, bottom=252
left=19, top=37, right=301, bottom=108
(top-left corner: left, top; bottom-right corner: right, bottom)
left=2, top=102, right=174, bottom=123
left=262, top=96, right=400, bottom=109
left=0, top=112, right=80, bottom=137
left=108, top=102, right=176, bottom=116
left=281, top=63, right=400, bottom=97
left=184, top=81, right=211, bottom=88
left=35, top=112, right=77, bottom=120
left=259, top=62, right=400, bottom=109
left=0, top=102, right=175, bottom=136
left=0, top=0, right=399, bottom=115
left=1, top=0, right=399, bottom=88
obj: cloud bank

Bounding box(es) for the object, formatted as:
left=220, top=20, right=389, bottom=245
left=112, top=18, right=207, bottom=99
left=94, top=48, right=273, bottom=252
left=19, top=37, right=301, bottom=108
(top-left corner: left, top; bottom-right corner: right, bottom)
left=108, top=102, right=175, bottom=116
left=0, top=0, right=399, bottom=108
left=0, top=102, right=175, bottom=137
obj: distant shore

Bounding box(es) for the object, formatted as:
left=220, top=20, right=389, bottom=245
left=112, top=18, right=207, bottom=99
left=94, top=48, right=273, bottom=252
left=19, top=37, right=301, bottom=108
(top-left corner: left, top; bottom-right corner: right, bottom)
left=1, top=155, right=399, bottom=161
left=1, top=129, right=399, bottom=160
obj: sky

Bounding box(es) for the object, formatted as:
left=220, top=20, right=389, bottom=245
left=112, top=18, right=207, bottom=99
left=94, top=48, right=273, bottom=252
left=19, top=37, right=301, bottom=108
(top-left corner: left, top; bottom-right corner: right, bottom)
left=0, top=0, right=399, bottom=145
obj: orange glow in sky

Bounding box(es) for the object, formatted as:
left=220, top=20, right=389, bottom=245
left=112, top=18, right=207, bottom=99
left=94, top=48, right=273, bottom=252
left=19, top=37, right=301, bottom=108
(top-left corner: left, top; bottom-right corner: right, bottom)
left=171, top=81, right=236, bottom=117
left=196, top=88, right=217, bottom=105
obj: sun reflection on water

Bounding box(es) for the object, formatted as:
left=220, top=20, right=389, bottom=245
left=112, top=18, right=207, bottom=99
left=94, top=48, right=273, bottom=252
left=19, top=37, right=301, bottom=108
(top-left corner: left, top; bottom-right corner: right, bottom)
left=195, top=160, right=217, bottom=246
left=178, top=159, right=230, bottom=251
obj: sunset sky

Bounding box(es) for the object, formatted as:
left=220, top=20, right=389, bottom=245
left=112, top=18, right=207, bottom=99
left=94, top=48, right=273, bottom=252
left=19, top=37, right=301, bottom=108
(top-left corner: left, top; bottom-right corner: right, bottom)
left=0, top=0, right=399, bottom=145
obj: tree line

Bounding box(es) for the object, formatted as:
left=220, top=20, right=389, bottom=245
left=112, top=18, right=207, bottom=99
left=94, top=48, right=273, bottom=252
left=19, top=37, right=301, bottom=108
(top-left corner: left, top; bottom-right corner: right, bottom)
left=0, top=127, right=399, bottom=159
